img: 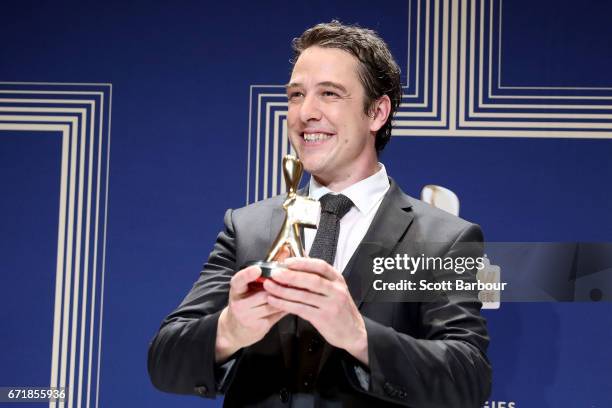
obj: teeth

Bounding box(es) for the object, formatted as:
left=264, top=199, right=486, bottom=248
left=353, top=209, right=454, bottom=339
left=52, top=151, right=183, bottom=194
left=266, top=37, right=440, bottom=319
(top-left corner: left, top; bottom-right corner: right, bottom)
left=303, top=133, right=332, bottom=142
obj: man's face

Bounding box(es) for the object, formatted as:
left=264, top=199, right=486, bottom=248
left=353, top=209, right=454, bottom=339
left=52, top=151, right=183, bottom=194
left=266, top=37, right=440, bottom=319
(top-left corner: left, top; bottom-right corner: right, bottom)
left=286, top=46, right=379, bottom=186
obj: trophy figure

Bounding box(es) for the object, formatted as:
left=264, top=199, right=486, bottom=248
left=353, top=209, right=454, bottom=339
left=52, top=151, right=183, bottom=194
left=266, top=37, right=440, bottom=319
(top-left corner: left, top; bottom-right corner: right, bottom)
left=245, top=155, right=320, bottom=284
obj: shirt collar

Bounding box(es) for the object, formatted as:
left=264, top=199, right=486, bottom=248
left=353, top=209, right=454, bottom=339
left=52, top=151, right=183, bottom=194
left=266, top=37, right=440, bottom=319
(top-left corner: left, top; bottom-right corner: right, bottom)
left=308, top=163, right=390, bottom=215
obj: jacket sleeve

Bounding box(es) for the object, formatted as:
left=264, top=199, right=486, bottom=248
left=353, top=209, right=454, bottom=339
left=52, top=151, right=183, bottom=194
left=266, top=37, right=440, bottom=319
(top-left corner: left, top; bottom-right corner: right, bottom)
left=147, top=209, right=243, bottom=398
left=344, top=224, right=492, bottom=408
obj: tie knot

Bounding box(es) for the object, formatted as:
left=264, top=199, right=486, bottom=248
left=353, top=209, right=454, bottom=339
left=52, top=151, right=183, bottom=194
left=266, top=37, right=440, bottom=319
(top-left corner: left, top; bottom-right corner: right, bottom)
left=319, top=193, right=353, bottom=219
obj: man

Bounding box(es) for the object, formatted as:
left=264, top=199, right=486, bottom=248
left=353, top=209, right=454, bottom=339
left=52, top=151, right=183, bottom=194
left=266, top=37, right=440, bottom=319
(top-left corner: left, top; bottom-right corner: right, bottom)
left=148, top=21, right=491, bottom=407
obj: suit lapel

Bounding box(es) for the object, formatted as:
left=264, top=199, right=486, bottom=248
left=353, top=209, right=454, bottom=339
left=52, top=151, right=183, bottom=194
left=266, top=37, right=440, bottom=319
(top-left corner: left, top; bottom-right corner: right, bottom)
left=345, top=178, right=414, bottom=309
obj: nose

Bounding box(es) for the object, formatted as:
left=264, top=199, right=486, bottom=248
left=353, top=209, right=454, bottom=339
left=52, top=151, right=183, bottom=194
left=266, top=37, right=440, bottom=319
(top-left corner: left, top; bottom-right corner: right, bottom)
left=299, top=93, right=322, bottom=122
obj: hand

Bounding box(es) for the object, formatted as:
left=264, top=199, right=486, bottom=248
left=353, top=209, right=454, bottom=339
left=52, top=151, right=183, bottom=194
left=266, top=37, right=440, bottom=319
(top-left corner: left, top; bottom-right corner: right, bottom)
left=263, top=257, right=369, bottom=365
left=215, top=266, right=286, bottom=363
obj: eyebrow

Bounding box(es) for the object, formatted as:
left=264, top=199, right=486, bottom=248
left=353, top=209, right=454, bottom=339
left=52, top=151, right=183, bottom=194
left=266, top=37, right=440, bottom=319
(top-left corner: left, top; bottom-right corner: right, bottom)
left=285, top=81, right=348, bottom=94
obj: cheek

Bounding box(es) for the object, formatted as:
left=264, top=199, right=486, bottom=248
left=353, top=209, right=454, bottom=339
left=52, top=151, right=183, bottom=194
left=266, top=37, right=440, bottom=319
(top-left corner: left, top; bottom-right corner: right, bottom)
left=287, top=104, right=303, bottom=124
left=339, top=122, right=370, bottom=150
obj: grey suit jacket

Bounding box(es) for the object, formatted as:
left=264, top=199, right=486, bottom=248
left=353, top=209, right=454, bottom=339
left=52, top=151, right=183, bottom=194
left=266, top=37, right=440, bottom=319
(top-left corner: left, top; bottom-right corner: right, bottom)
left=148, top=179, right=492, bottom=407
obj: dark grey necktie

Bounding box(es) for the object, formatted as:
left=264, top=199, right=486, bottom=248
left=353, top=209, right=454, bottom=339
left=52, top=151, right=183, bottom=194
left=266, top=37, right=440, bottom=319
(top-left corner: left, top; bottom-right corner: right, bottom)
left=292, top=193, right=354, bottom=397
left=309, top=193, right=354, bottom=265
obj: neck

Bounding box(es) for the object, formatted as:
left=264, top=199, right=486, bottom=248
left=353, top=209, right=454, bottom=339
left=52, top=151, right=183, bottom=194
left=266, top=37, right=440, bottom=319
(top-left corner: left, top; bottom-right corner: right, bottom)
left=313, top=160, right=380, bottom=192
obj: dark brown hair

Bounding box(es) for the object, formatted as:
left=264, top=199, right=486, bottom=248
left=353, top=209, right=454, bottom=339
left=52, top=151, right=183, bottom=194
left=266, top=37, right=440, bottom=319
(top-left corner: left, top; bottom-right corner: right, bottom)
left=292, top=21, right=402, bottom=153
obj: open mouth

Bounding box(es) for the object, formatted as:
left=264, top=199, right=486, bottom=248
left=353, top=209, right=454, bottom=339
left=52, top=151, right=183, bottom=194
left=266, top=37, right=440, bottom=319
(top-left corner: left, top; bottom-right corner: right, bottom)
left=302, top=132, right=334, bottom=144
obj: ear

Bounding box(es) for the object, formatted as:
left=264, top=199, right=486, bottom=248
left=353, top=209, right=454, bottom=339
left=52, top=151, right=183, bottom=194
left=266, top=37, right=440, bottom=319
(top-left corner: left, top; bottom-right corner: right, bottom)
left=369, top=95, right=391, bottom=133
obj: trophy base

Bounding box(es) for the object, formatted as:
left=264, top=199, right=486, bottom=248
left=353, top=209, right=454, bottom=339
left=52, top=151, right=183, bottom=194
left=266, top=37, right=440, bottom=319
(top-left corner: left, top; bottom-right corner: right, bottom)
left=242, top=261, right=286, bottom=288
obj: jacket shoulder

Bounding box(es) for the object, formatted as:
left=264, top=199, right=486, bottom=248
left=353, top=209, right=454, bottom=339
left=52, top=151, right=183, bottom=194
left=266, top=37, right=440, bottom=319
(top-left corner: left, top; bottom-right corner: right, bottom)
left=231, top=194, right=285, bottom=217
left=400, top=189, right=482, bottom=242
left=239, top=194, right=286, bottom=209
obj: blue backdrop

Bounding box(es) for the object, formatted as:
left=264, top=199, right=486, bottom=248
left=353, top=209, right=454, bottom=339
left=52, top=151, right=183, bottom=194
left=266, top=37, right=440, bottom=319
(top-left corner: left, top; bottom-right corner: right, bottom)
left=0, top=1, right=610, bottom=407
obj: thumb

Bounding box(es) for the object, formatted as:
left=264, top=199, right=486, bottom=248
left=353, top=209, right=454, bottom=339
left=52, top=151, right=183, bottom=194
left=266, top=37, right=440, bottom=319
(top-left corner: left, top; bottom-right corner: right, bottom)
left=231, top=265, right=262, bottom=295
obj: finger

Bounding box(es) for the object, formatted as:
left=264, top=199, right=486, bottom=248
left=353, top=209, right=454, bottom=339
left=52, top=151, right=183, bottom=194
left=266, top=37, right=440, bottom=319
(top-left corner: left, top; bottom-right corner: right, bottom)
left=230, top=291, right=267, bottom=321
left=237, top=289, right=270, bottom=309
left=270, top=269, right=330, bottom=295
left=251, top=304, right=284, bottom=319
left=264, top=310, right=288, bottom=326
left=263, top=279, right=326, bottom=308
left=267, top=294, right=317, bottom=322
left=284, top=257, right=338, bottom=281
left=230, top=266, right=262, bottom=296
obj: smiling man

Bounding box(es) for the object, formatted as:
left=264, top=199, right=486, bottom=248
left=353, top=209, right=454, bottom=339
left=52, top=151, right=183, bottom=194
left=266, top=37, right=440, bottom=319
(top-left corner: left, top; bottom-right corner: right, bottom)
left=148, top=21, right=492, bottom=407
left=285, top=45, right=383, bottom=191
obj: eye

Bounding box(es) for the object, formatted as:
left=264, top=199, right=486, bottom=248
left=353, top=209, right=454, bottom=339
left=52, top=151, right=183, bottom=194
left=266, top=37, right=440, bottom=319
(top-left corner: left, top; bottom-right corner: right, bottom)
left=288, top=91, right=304, bottom=100
left=322, top=90, right=339, bottom=97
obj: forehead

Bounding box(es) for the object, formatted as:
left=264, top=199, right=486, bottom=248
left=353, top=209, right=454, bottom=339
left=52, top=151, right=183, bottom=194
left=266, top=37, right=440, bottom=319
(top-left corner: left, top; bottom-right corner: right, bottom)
left=290, top=46, right=362, bottom=86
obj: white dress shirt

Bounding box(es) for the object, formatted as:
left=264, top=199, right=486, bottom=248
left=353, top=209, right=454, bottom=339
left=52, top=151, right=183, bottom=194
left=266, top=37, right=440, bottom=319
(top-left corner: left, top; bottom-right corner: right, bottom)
left=305, top=163, right=390, bottom=274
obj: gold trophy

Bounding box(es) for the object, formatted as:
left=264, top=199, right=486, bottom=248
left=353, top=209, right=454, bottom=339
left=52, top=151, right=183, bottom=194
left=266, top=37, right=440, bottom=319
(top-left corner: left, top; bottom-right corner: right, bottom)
left=246, top=155, right=320, bottom=284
